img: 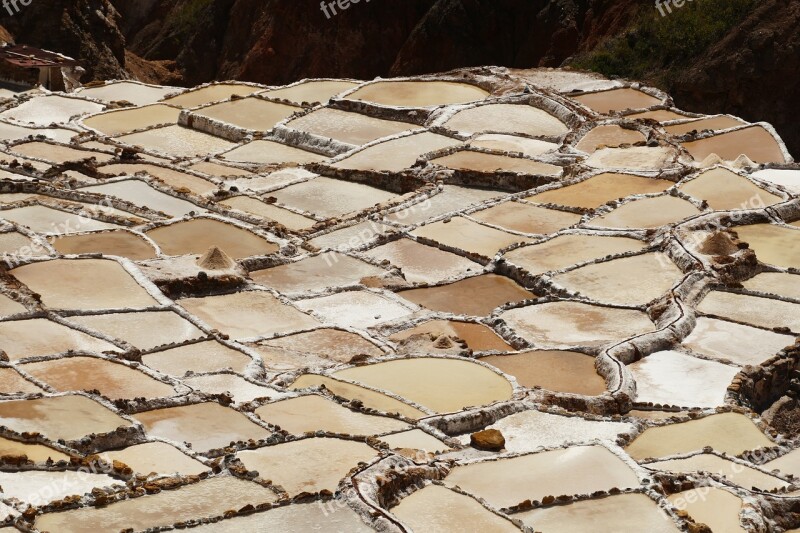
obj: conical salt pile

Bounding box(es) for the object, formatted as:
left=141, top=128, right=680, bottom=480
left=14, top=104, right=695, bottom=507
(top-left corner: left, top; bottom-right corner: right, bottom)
left=732, top=153, right=757, bottom=169
left=697, top=153, right=723, bottom=168
left=197, top=246, right=235, bottom=270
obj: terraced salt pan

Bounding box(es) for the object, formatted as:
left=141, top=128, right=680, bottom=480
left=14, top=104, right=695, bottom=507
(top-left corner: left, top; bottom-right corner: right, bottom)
left=345, top=80, right=489, bottom=107
left=146, top=218, right=278, bottom=258
left=697, top=291, right=800, bottom=333
left=0, top=294, right=25, bottom=318
left=78, top=81, right=177, bottom=106
left=0, top=395, right=131, bottom=441
left=34, top=476, right=278, bottom=533
left=432, top=149, right=564, bottom=176
left=264, top=79, right=360, bottom=104
left=629, top=351, right=739, bottom=408
left=387, top=185, right=505, bottom=225
left=224, top=167, right=315, bottom=194
left=297, top=291, right=415, bottom=329
left=10, top=258, right=157, bottom=310
left=363, top=239, right=477, bottom=284
left=392, top=485, right=519, bottom=533
left=646, top=454, right=788, bottom=491
left=664, top=115, right=746, bottom=136
left=251, top=253, right=385, bottom=295
left=308, top=220, right=391, bottom=251
left=743, top=272, right=800, bottom=300
left=0, top=121, right=76, bottom=143
left=0, top=205, right=120, bottom=234
left=752, top=168, right=800, bottom=194
left=134, top=403, right=270, bottom=452
left=381, top=429, right=449, bottom=453
left=626, top=109, right=691, bottom=122
left=0, top=436, right=69, bottom=462
left=412, top=216, right=532, bottom=258
left=259, top=328, right=382, bottom=364
left=334, top=357, right=513, bottom=413
left=500, top=301, right=654, bottom=348
left=469, top=133, right=559, bottom=157
left=0, top=470, right=122, bottom=505
left=162, top=83, right=264, bottom=108
left=220, top=196, right=316, bottom=230
left=8, top=141, right=114, bottom=164
left=188, top=502, right=373, bottom=533
left=271, top=177, right=399, bottom=219
left=471, top=201, right=581, bottom=234
left=571, top=88, right=662, bottom=114
left=0, top=95, right=103, bottom=126
left=183, top=374, right=279, bottom=403
left=527, top=172, right=672, bottom=209
left=505, top=234, right=646, bottom=275
left=103, top=442, right=209, bottom=477
left=0, top=366, right=42, bottom=394
left=255, top=395, right=408, bottom=436
left=666, top=488, right=746, bottom=533
left=236, top=437, right=378, bottom=494
left=482, top=350, right=606, bottom=395
left=390, top=320, right=513, bottom=352
left=734, top=223, right=800, bottom=269
left=682, top=125, right=787, bottom=163
left=517, top=493, right=680, bottom=533
left=221, top=139, right=328, bottom=165
left=84, top=180, right=204, bottom=217
left=444, top=445, right=640, bottom=508
left=764, top=448, right=800, bottom=477
left=192, top=97, right=299, bottom=131
left=116, top=125, right=236, bottom=158
left=141, top=340, right=252, bottom=376
left=331, top=131, right=461, bottom=172
left=97, top=163, right=218, bottom=195
left=287, top=108, right=422, bottom=145
left=682, top=317, right=795, bottom=366
left=398, top=274, right=533, bottom=316
left=586, top=146, right=676, bottom=171
left=587, top=196, right=701, bottom=229
left=0, top=318, right=119, bottom=360
left=626, top=413, right=773, bottom=460
left=68, top=311, right=204, bottom=351
left=82, top=104, right=181, bottom=136
left=678, top=168, right=782, bottom=210
left=576, top=125, right=647, bottom=153
left=443, top=103, right=569, bottom=137
left=52, top=230, right=157, bottom=260
left=187, top=160, right=254, bottom=177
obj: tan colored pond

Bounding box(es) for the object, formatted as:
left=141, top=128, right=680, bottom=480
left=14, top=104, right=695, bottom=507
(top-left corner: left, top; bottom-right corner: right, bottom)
left=500, top=301, right=653, bottom=348
left=678, top=168, right=782, bottom=210
left=82, top=104, right=181, bottom=136
left=587, top=146, right=676, bottom=171
left=99, top=163, right=218, bottom=195
left=576, top=125, right=647, bottom=153
left=527, top=172, right=672, bottom=209
left=287, top=108, right=421, bottom=145
left=0, top=367, right=42, bottom=394
left=345, top=80, right=488, bottom=107
left=188, top=501, right=373, bottom=532
left=0, top=294, right=25, bottom=318
left=697, top=291, right=800, bottom=333
left=587, top=196, right=701, bottom=229
left=271, top=177, right=398, bottom=218
left=85, top=179, right=206, bottom=217
left=0, top=318, right=119, bottom=360
left=390, top=320, right=513, bottom=352
left=626, top=109, right=691, bottom=121
left=482, top=350, right=606, bottom=395
left=444, top=103, right=569, bottom=137
left=505, top=234, right=646, bottom=275
left=765, top=448, right=800, bottom=478
left=626, top=412, right=773, bottom=460
left=163, top=83, right=264, bottom=108
left=0, top=436, right=69, bottom=462
left=682, top=317, right=795, bottom=366
left=180, top=291, right=318, bottom=340
left=146, top=218, right=277, bottom=258
left=469, top=133, right=559, bottom=157
left=309, top=220, right=391, bottom=251
left=21, top=356, right=174, bottom=400
left=647, top=453, right=788, bottom=491
left=236, top=437, right=378, bottom=495
left=0, top=122, right=76, bottom=143
left=744, top=272, right=800, bottom=300
left=193, top=97, right=299, bottom=131
left=116, top=125, right=236, bottom=158
left=334, top=357, right=513, bottom=413
left=9, top=142, right=114, bottom=164
left=572, top=88, right=662, bottom=114
left=363, top=238, right=477, bottom=284
left=412, top=216, right=532, bottom=258
left=392, top=484, right=519, bottom=533
left=78, top=81, right=176, bottom=106
left=103, top=441, right=209, bottom=477
left=10, top=258, right=157, bottom=311
left=444, top=445, right=639, bottom=508
left=0, top=470, right=122, bottom=506
left=388, top=185, right=505, bottom=226
left=221, top=139, right=328, bottom=165
left=68, top=311, right=204, bottom=351
left=472, top=201, right=581, bottom=234
left=0, top=205, right=120, bottom=234
left=0, top=94, right=103, bottom=126
left=0, top=231, right=35, bottom=256
left=0, top=394, right=131, bottom=442
left=734, top=223, right=799, bottom=269
left=381, top=429, right=449, bottom=453
left=666, top=488, right=746, bottom=533
left=251, top=252, right=385, bottom=295
left=398, top=274, right=533, bottom=316
left=255, top=395, right=408, bottom=436
left=220, top=196, right=316, bottom=230
left=431, top=150, right=563, bottom=176
left=187, top=160, right=254, bottom=178
left=517, top=493, right=680, bottom=533
left=332, top=131, right=461, bottom=172
left=259, top=328, right=383, bottom=365
left=296, top=290, right=416, bottom=329
left=52, top=230, right=156, bottom=260
left=629, top=350, right=739, bottom=408
left=134, top=402, right=270, bottom=452
left=682, top=125, right=787, bottom=163
left=664, top=115, right=746, bottom=136
left=264, top=79, right=360, bottom=104
left=183, top=374, right=278, bottom=404
left=34, top=476, right=278, bottom=533
left=142, top=340, right=252, bottom=377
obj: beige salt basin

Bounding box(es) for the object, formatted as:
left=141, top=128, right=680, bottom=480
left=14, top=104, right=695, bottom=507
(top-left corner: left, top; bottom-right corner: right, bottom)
left=162, top=83, right=264, bottom=108
left=629, top=350, right=740, bottom=408
left=667, top=488, right=746, bottom=533
left=586, top=146, right=676, bottom=171
left=259, top=328, right=383, bottom=364
left=398, top=274, right=533, bottom=316
left=431, top=151, right=562, bottom=177
left=744, top=272, right=800, bottom=300
left=8, top=142, right=114, bottom=164
left=34, top=476, right=278, bottom=533
left=470, top=201, right=581, bottom=234
left=21, top=356, right=174, bottom=400
left=103, top=441, right=209, bottom=477
left=187, top=160, right=254, bottom=178
left=0, top=394, right=131, bottom=442
left=387, top=185, right=505, bottom=226
left=220, top=196, right=316, bottom=230
left=0, top=470, right=122, bottom=506
left=444, top=103, right=569, bottom=137
left=287, top=107, right=421, bottom=145
left=587, top=196, right=702, bottom=229
left=0, top=436, right=69, bottom=462
left=191, top=97, right=299, bottom=131
left=296, top=290, right=416, bottom=329
left=380, top=429, right=449, bottom=453
left=678, top=168, right=782, bottom=211
left=345, top=80, right=489, bottom=107
left=504, top=234, right=646, bottom=275
left=390, top=320, right=513, bottom=352
left=0, top=367, right=43, bottom=394
left=182, top=374, right=279, bottom=404
left=412, top=216, right=532, bottom=258
left=97, top=163, right=218, bottom=195
left=10, top=258, right=157, bottom=311
left=0, top=205, right=120, bottom=234
left=188, top=501, right=373, bottom=532
left=141, top=340, right=252, bottom=377
left=52, top=230, right=156, bottom=260
left=646, top=454, right=788, bottom=491
left=626, top=412, right=773, bottom=460
left=627, top=109, right=691, bottom=122
left=444, top=445, right=640, bottom=508
left=236, top=437, right=378, bottom=495
left=146, top=218, right=277, bottom=258
left=392, top=484, right=520, bottom=533
left=681, top=317, right=795, bottom=366
left=133, top=402, right=270, bottom=452
left=331, top=131, right=461, bottom=172
left=526, top=172, right=674, bottom=209
left=0, top=231, right=36, bottom=256
left=0, top=94, right=104, bottom=126
left=571, top=88, right=663, bottom=114
left=334, top=357, right=513, bottom=413
left=575, top=124, right=647, bottom=154
left=682, top=125, right=787, bottom=163
left=251, top=252, right=385, bottom=295
left=67, top=311, right=204, bottom=351
left=499, top=301, right=654, bottom=348
left=221, top=139, right=328, bottom=165
left=551, top=252, right=683, bottom=306
left=82, top=104, right=181, bottom=136
left=179, top=291, right=318, bottom=340
left=77, top=81, right=177, bottom=106
left=308, top=220, right=391, bottom=252
left=264, top=79, right=360, bottom=104
left=255, top=395, right=408, bottom=436
left=697, top=291, right=800, bottom=333
left=363, top=238, right=478, bottom=284
left=764, top=448, right=800, bottom=478
left=0, top=318, right=119, bottom=360
left=0, top=121, right=76, bottom=143
left=481, top=350, right=606, bottom=395
left=116, top=125, right=236, bottom=158
left=270, top=177, right=398, bottom=218
left=84, top=180, right=206, bottom=217
left=664, top=115, right=746, bottom=136
left=0, top=294, right=25, bottom=318
left=469, top=133, right=560, bottom=157
left=734, top=223, right=800, bottom=269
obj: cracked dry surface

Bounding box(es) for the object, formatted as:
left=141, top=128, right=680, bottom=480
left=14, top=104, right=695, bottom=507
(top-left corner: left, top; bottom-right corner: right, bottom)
left=0, top=68, right=797, bottom=532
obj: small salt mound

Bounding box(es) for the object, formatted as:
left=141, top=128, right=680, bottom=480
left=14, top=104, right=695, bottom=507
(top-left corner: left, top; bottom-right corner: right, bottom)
left=197, top=246, right=235, bottom=270
left=698, top=231, right=739, bottom=256
left=697, top=152, right=723, bottom=168
left=732, top=153, right=757, bottom=169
